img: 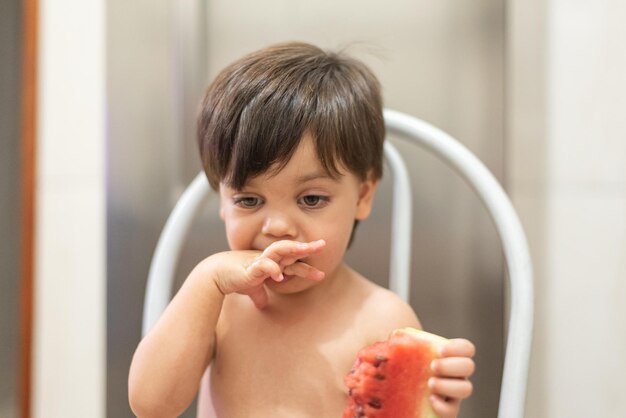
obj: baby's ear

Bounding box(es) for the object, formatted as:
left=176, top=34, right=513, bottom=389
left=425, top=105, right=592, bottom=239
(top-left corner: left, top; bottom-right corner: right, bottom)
left=356, top=174, right=379, bottom=221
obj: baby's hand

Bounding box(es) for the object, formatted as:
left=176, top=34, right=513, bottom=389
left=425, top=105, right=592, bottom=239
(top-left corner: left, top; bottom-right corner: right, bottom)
left=210, top=239, right=326, bottom=309
left=428, top=338, right=476, bottom=418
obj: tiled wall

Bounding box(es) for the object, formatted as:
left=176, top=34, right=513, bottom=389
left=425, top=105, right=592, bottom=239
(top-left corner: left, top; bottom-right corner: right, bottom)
left=508, top=1, right=626, bottom=416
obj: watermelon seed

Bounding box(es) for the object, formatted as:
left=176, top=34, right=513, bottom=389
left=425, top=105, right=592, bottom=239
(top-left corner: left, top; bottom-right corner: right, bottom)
left=373, top=355, right=388, bottom=367
left=368, top=398, right=382, bottom=409
left=374, top=373, right=385, bottom=380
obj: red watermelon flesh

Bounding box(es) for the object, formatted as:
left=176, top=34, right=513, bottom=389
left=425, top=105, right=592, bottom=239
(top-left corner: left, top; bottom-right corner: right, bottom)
left=343, top=328, right=447, bottom=418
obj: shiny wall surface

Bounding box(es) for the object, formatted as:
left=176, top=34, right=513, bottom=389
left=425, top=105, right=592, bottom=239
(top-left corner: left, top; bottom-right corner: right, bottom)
left=107, top=1, right=505, bottom=416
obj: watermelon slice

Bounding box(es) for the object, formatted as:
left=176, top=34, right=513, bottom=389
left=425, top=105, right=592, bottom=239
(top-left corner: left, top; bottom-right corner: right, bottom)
left=343, top=328, right=448, bottom=418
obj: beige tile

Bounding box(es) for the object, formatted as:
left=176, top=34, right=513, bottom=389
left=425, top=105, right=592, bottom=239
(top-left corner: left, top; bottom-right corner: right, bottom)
left=506, top=0, right=549, bottom=189
left=35, top=185, right=105, bottom=418
left=543, top=192, right=626, bottom=417
left=37, top=0, right=105, bottom=185
left=547, top=1, right=626, bottom=186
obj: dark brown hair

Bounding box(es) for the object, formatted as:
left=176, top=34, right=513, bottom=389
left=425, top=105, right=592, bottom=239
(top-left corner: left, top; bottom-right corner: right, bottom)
left=197, top=42, right=385, bottom=191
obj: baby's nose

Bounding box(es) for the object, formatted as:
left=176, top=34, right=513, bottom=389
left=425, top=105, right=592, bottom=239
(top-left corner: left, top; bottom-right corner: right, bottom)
left=261, top=214, right=297, bottom=239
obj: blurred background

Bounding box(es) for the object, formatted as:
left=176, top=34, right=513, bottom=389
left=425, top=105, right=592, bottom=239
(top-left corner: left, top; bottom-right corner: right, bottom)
left=1, top=0, right=625, bottom=417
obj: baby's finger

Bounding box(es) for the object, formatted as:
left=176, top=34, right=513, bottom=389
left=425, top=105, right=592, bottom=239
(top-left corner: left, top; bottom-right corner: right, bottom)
left=431, top=357, right=475, bottom=378
left=429, top=394, right=461, bottom=418
left=440, top=338, right=476, bottom=358
left=262, top=240, right=325, bottom=262
left=428, top=377, right=473, bottom=400
left=246, top=257, right=283, bottom=283
left=243, top=285, right=269, bottom=310
left=283, top=262, right=325, bottom=282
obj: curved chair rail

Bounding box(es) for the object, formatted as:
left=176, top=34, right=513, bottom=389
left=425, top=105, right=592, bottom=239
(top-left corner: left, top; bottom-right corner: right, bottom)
left=143, top=109, right=533, bottom=418
left=384, top=109, right=533, bottom=418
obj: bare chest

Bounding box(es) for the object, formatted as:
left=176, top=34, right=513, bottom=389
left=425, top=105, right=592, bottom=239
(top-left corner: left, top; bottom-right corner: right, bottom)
left=210, top=297, right=365, bottom=417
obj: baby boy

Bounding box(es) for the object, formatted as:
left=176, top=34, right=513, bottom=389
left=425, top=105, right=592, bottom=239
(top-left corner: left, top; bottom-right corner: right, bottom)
left=129, top=42, right=475, bottom=418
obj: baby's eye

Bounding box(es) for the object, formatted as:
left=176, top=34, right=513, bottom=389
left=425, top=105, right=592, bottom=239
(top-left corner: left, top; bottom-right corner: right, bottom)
left=299, top=195, right=329, bottom=208
left=233, top=196, right=262, bottom=208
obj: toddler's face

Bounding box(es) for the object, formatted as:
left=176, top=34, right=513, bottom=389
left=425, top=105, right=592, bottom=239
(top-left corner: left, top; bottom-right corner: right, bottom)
left=218, top=134, right=377, bottom=294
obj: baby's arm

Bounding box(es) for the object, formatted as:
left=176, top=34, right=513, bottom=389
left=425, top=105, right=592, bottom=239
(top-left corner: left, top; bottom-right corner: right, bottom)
left=128, top=240, right=325, bottom=417
left=429, top=338, right=476, bottom=418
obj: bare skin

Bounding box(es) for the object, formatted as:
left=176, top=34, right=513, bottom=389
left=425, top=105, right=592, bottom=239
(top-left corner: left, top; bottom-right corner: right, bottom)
left=208, top=262, right=423, bottom=418
left=129, top=136, right=475, bottom=418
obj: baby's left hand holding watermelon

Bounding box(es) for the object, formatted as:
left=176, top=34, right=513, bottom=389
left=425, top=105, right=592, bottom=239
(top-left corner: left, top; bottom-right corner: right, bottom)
left=428, top=338, right=476, bottom=418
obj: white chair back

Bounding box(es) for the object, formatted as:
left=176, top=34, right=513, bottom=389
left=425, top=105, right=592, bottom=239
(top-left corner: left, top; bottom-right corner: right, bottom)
left=143, top=109, right=533, bottom=418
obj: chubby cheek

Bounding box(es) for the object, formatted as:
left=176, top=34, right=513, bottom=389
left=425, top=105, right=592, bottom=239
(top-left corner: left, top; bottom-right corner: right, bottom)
left=307, top=217, right=354, bottom=275
left=223, top=218, right=254, bottom=251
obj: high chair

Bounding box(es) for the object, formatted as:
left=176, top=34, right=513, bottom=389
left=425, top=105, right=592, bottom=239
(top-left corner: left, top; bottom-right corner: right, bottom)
left=142, top=109, right=534, bottom=418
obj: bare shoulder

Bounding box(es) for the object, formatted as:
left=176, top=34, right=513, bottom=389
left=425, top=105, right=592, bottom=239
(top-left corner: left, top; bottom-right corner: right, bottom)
left=349, top=272, right=422, bottom=344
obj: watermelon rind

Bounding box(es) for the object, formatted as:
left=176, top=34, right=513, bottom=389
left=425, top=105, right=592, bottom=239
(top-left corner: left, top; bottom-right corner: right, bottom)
left=391, top=327, right=448, bottom=345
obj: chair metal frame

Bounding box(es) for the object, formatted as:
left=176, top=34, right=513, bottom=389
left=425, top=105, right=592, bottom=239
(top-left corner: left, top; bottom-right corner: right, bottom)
left=143, top=109, right=533, bottom=418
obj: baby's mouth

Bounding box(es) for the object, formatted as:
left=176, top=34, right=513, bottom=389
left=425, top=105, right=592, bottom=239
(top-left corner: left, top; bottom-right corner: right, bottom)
left=281, top=274, right=296, bottom=282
